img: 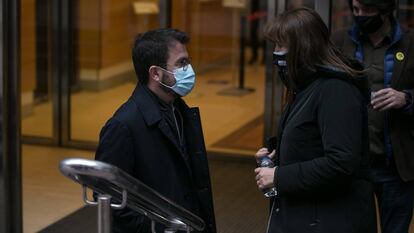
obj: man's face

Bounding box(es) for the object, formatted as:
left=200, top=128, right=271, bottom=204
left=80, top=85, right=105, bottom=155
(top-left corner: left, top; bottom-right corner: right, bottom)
left=161, top=42, right=190, bottom=88
left=352, top=0, right=380, bottom=16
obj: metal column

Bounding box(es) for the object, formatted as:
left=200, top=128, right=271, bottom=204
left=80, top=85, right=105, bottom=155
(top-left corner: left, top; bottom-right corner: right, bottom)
left=315, top=0, right=331, bottom=29
left=263, top=0, right=285, bottom=141
left=0, top=0, right=23, bottom=232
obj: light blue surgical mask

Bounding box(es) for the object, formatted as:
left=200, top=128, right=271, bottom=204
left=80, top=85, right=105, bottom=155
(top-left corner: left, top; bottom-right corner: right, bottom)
left=158, top=64, right=196, bottom=96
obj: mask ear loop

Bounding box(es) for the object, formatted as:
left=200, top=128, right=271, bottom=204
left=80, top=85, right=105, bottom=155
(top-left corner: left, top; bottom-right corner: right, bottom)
left=152, top=66, right=176, bottom=89
left=157, top=66, right=175, bottom=76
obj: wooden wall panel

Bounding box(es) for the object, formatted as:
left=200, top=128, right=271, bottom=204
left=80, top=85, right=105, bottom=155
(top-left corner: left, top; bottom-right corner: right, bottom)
left=77, top=0, right=101, bottom=70
left=100, top=0, right=159, bottom=68
left=100, top=0, right=132, bottom=68
left=78, top=0, right=159, bottom=78
left=21, top=0, right=36, bottom=93
left=198, top=2, right=236, bottom=65
left=172, top=1, right=237, bottom=71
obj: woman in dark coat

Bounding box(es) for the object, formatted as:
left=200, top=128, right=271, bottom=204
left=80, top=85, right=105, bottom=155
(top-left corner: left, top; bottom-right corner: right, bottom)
left=254, top=8, right=377, bottom=233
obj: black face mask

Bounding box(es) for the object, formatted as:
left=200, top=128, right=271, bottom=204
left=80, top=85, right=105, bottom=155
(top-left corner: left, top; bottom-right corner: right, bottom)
left=273, top=51, right=290, bottom=88
left=354, top=14, right=384, bottom=34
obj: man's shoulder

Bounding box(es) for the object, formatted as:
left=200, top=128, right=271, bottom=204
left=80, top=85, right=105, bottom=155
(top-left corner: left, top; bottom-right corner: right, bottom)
left=402, top=28, right=414, bottom=40
left=113, top=97, right=137, bottom=118
left=390, top=28, right=414, bottom=54
left=111, top=97, right=142, bottom=124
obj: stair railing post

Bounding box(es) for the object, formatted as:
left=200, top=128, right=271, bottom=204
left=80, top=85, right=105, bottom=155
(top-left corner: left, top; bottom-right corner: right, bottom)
left=97, top=194, right=112, bottom=233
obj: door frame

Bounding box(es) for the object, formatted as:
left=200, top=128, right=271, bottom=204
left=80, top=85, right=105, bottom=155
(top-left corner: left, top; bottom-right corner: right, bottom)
left=0, top=0, right=23, bottom=232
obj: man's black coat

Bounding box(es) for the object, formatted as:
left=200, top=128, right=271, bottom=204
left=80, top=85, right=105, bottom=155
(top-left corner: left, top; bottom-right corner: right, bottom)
left=95, top=84, right=216, bottom=233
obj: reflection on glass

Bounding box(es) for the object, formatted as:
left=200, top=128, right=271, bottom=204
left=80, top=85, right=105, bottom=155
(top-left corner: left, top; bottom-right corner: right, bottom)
left=70, top=0, right=160, bottom=142
left=21, top=0, right=53, bottom=138
left=331, top=1, right=353, bottom=32
left=168, top=1, right=266, bottom=154
left=287, top=0, right=315, bottom=10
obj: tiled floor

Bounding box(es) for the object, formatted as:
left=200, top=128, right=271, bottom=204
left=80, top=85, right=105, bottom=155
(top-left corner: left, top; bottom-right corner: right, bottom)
left=22, top=145, right=95, bottom=232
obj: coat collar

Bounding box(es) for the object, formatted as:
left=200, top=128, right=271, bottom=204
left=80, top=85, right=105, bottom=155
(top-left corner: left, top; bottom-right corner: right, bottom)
left=131, top=84, right=165, bottom=127
left=131, top=84, right=190, bottom=125
left=131, top=84, right=194, bottom=175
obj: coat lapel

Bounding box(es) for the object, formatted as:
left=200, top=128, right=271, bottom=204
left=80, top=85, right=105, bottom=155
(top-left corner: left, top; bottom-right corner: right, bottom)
left=157, top=118, right=186, bottom=160
left=391, top=40, right=410, bottom=88
left=131, top=85, right=193, bottom=176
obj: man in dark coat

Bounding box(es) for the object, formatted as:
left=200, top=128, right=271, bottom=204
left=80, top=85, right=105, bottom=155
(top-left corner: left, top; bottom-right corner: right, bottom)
left=95, top=28, right=216, bottom=233
left=332, top=1, right=414, bottom=232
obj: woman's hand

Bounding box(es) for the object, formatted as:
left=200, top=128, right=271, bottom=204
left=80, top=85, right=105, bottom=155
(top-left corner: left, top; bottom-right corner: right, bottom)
left=254, top=147, right=276, bottom=164
left=254, top=167, right=276, bottom=190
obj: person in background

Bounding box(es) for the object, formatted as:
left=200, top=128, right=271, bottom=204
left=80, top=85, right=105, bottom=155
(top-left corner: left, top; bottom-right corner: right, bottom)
left=248, top=0, right=266, bottom=65
left=95, top=28, right=216, bottom=233
left=254, top=7, right=376, bottom=233
left=332, top=1, right=414, bottom=232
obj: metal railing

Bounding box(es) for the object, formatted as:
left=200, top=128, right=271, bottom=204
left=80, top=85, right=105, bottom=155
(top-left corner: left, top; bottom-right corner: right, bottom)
left=59, top=158, right=205, bottom=233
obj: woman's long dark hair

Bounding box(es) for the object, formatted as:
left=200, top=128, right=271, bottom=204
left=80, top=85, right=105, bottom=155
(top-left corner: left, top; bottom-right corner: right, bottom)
left=264, top=7, right=361, bottom=91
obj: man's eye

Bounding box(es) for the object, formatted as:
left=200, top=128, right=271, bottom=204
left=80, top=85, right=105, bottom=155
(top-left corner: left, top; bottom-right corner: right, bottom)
left=178, top=59, right=190, bottom=68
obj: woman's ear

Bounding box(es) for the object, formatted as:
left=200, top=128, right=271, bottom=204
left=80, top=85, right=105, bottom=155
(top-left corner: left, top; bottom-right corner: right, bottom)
left=149, top=65, right=161, bottom=81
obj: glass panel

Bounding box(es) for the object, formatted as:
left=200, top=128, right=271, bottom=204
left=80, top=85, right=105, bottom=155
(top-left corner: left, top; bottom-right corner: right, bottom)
left=21, top=0, right=53, bottom=138
left=170, top=1, right=267, bottom=154
left=331, top=1, right=353, bottom=32
left=287, top=0, right=314, bottom=10
left=70, top=0, right=160, bottom=142
left=69, top=0, right=268, bottom=155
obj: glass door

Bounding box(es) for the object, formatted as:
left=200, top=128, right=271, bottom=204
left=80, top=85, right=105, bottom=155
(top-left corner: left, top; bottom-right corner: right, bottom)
left=66, top=0, right=271, bottom=156
left=67, top=0, right=161, bottom=148
left=21, top=0, right=56, bottom=144
left=169, top=0, right=268, bottom=155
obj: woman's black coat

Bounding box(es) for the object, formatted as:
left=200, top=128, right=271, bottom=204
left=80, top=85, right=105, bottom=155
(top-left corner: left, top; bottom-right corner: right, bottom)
left=267, top=68, right=376, bottom=233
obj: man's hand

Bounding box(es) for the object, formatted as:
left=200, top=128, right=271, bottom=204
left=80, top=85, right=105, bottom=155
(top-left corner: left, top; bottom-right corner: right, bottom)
left=254, top=167, right=276, bottom=190
left=371, top=88, right=406, bottom=111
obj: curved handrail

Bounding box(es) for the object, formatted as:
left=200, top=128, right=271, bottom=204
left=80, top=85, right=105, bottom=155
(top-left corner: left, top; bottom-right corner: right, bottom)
left=59, top=158, right=205, bottom=232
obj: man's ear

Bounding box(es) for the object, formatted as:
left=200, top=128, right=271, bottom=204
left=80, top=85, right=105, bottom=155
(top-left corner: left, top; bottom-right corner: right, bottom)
left=148, top=65, right=161, bottom=82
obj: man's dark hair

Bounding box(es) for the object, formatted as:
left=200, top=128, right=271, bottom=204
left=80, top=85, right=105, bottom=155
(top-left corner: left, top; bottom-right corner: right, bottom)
left=348, top=0, right=396, bottom=15
left=132, top=28, right=190, bottom=84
